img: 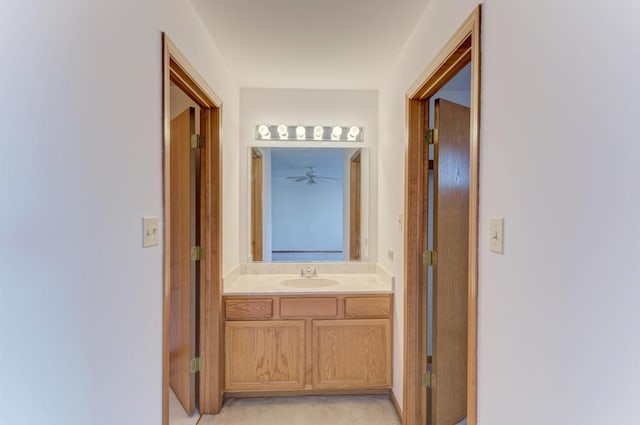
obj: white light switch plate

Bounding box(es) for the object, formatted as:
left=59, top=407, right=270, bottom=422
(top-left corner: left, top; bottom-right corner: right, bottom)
left=489, top=217, right=504, bottom=254
left=143, top=216, right=160, bottom=247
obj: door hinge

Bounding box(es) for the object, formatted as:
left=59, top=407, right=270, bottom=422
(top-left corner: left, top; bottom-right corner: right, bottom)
left=190, top=134, right=204, bottom=149
left=424, top=128, right=438, bottom=145
left=422, top=371, right=436, bottom=388
left=190, top=357, right=203, bottom=374
left=423, top=250, right=436, bottom=266
left=191, top=246, right=204, bottom=261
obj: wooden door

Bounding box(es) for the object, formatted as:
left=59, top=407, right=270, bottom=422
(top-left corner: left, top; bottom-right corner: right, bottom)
left=312, top=319, right=391, bottom=389
left=251, top=149, right=263, bottom=261
left=169, top=107, right=196, bottom=415
left=225, top=320, right=305, bottom=391
left=349, top=151, right=362, bottom=260
left=432, top=99, right=470, bottom=425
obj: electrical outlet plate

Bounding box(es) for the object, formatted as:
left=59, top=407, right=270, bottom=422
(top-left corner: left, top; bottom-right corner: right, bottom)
left=143, top=216, right=160, bottom=247
left=489, top=217, right=504, bottom=254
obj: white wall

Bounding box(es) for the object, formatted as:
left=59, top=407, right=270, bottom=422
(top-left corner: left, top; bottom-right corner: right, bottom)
left=479, top=1, right=640, bottom=423
left=239, top=88, right=378, bottom=264
left=379, top=0, right=640, bottom=422
left=0, top=1, right=239, bottom=424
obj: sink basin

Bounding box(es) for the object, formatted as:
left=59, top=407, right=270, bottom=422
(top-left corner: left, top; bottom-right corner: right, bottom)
left=280, top=278, right=339, bottom=288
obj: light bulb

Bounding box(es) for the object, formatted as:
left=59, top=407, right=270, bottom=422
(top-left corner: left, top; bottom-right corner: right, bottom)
left=258, top=124, right=270, bottom=139
left=313, top=126, right=324, bottom=140
left=331, top=126, right=343, bottom=140
left=348, top=126, right=360, bottom=139
left=296, top=126, right=306, bottom=139
left=277, top=124, right=288, bottom=139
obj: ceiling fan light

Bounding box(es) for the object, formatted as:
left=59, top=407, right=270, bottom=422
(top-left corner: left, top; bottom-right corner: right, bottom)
left=285, top=165, right=340, bottom=185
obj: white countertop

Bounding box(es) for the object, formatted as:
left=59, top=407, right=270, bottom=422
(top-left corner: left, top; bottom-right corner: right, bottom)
left=223, top=273, right=393, bottom=295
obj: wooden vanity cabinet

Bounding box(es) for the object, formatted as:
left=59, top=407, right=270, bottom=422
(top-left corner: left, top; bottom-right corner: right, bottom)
left=312, top=318, right=391, bottom=389
left=223, top=294, right=392, bottom=394
left=225, top=320, right=305, bottom=391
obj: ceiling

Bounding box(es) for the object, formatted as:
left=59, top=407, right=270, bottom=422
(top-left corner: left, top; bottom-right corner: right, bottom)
left=190, top=0, right=431, bottom=89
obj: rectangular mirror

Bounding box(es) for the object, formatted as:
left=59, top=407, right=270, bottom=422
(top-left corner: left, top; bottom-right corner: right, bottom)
left=248, top=147, right=370, bottom=262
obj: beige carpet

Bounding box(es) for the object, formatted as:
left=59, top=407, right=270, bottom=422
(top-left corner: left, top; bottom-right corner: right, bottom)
left=169, top=389, right=199, bottom=425
left=198, top=395, right=401, bottom=425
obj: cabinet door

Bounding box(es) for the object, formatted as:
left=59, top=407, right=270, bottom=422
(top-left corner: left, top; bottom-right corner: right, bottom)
left=225, top=320, right=305, bottom=391
left=312, top=319, right=391, bottom=389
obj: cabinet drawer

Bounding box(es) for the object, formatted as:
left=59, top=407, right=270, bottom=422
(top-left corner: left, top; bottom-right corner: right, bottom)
left=344, top=297, right=391, bottom=318
left=225, top=299, right=273, bottom=320
left=280, top=297, right=337, bottom=318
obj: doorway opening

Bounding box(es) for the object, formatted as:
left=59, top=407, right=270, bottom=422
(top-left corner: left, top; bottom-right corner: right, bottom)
left=403, top=6, right=480, bottom=425
left=162, top=34, right=224, bottom=425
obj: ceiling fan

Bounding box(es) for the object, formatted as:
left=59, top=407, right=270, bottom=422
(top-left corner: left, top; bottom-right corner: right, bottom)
left=285, top=166, right=338, bottom=185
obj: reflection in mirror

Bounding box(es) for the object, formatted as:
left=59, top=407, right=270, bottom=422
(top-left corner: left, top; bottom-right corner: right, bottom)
left=250, top=148, right=263, bottom=261
left=349, top=150, right=361, bottom=260
left=249, top=147, right=369, bottom=263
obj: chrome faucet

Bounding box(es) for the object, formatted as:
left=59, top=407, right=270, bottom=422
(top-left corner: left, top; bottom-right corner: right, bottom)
left=300, top=266, right=317, bottom=278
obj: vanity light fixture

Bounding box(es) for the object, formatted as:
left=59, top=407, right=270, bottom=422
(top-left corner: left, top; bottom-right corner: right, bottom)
left=255, top=125, right=364, bottom=142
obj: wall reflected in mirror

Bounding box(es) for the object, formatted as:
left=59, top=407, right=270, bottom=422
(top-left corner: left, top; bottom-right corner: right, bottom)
left=249, top=147, right=369, bottom=262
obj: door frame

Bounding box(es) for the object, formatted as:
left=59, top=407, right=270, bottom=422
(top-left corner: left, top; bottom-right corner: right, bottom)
left=403, top=6, right=481, bottom=425
left=162, top=33, right=224, bottom=424
left=250, top=148, right=263, bottom=261
left=349, top=150, right=362, bottom=261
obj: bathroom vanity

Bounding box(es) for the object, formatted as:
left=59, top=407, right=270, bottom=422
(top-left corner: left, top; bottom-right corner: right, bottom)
left=223, top=265, right=393, bottom=396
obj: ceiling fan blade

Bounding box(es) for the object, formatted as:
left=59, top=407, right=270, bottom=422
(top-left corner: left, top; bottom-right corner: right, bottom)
left=285, top=165, right=337, bottom=184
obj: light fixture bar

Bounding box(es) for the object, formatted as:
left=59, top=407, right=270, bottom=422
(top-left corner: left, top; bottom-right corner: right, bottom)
left=255, top=125, right=364, bottom=142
